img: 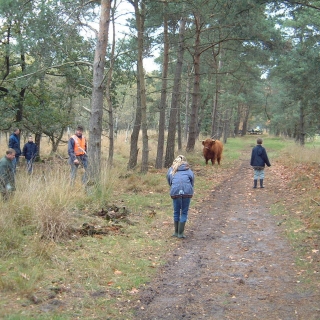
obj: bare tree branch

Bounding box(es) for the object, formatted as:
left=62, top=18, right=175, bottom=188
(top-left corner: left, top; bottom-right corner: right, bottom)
left=81, top=105, right=92, bottom=114
left=283, top=0, right=320, bottom=11
left=2, top=61, right=92, bottom=82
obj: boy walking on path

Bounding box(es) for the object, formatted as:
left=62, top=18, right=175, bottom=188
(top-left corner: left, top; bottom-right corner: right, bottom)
left=250, top=138, right=271, bottom=188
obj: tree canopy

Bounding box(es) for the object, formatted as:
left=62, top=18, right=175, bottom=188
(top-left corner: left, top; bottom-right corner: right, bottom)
left=1, top=0, right=319, bottom=174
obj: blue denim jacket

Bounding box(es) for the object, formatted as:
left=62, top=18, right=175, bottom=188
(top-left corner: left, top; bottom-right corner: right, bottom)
left=167, top=164, right=194, bottom=198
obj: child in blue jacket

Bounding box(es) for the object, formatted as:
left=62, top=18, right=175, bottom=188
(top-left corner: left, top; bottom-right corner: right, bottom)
left=167, top=155, right=194, bottom=238
left=22, top=136, right=38, bottom=174
left=250, top=138, right=271, bottom=188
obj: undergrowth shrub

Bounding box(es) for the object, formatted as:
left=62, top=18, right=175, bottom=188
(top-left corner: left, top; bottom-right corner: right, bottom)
left=37, top=209, right=71, bottom=241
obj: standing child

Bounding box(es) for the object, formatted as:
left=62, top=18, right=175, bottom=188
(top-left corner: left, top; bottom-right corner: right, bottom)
left=250, top=138, right=271, bottom=188
left=167, top=155, right=194, bottom=238
left=8, top=128, right=21, bottom=173
left=22, top=136, right=38, bottom=174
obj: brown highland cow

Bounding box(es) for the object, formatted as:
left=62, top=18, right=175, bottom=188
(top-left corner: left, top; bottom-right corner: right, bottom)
left=202, top=138, right=223, bottom=165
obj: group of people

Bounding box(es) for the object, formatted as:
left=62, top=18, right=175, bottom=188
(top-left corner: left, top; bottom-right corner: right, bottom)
left=0, top=129, right=38, bottom=200
left=0, top=126, right=88, bottom=200
left=1, top=126, right=271, bottom=241
left=167, top=137, right=271, bottom=239
left=7, top=128, right=39, bottom=174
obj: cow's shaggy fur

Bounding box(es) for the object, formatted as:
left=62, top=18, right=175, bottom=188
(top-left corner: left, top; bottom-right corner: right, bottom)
left=202, top=139, right=224, bottom=165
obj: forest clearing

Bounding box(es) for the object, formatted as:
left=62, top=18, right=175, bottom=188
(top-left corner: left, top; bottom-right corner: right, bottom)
left=0, top=134, right=319, bottom=319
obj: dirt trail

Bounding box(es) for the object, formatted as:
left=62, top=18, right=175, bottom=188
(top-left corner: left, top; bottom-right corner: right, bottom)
left=134, top=153, right=320, bottom=320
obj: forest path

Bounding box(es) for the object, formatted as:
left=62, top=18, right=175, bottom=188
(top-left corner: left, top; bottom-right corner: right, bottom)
left=133, top=151, right=320, bottom=320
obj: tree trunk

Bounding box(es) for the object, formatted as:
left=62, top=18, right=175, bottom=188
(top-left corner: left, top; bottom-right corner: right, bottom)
left=242, top=106, right=250, bottom=135
left=177, top=104, right=182, bottom=150
left=155, top=1, right=169, bottom=169
left=128, top=0, right=148, bottom=173
left=16, top=51, right=26, bottom=122
left=50, top=128, right=64, bottom=154
left=211, top=46, right=223, bottom=138
left=127, top=82, right=141, bottom=170
left=107, top=99, right=114, bottom=167
left=183, top=64, right=191, bottom=142
left=299, top=100, right=305, bottom=146
left=88, top=0, right=111, bottom=182
left=137, top=2, right=148, bottom=173
left=107, top=2, right=117, bottom=167
left=186, top=13, right=201, bottom=152
left=35, top=132, right=41, bottom=161
left=222, top=107, right=232, bottom=144
left=234, top=103, right=241, bottom=136
left=164, top=16, right=186, bottom=168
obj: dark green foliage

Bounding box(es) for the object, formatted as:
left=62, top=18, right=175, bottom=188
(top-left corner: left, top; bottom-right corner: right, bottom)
left=1, top=0, right=320, bottom=151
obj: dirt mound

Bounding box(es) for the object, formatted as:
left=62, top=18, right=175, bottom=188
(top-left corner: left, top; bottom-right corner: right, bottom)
left=134, top=156, right=320, bottom=319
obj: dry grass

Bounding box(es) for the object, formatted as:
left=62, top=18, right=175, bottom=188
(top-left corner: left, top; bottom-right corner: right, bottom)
left=0, top=131, right=137, bottom=239
left=0, top=131, right=191, bottom=318
left=279, top=142, right=320, bottom=164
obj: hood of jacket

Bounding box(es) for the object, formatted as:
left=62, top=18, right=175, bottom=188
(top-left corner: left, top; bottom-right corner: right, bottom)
left=176, top=163, right=190, bottom=171
left=256, top=145, right=264, bottom=155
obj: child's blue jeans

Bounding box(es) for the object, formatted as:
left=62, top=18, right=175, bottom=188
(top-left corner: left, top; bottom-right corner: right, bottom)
left=173, top=197, right=191, bottom=223
left=254, top=168, right=265, bottom=180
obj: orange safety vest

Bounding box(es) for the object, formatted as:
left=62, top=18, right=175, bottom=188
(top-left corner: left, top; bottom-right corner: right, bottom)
left=72, top=135, right=86, bottom=156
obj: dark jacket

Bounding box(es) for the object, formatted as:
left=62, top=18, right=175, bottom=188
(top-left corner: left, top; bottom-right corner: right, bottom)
left=0, top=156, right=15, bottom=192
left=22, top=142, right=38, bottom=160
left=8, top=133, right=21, bottom=157
left=250, top=145, right=271, bottom=168
left=167, top=164, right=194, bottom=198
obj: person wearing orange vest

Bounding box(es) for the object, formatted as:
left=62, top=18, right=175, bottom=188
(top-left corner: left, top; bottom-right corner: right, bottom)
left=68, top=125, right=88, bottom=185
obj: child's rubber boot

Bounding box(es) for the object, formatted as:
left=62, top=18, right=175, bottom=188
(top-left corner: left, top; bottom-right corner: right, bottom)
left=178, top=222, right=186, bottom=238
left=172, top=221, right=179, bottom=237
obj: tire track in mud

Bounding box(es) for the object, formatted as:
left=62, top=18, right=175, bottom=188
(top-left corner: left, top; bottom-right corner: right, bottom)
left=134, top=157, right=320, bottom=320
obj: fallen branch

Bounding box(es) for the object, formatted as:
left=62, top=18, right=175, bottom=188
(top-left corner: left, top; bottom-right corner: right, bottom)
left=311, top=198, right=320, bottom=206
